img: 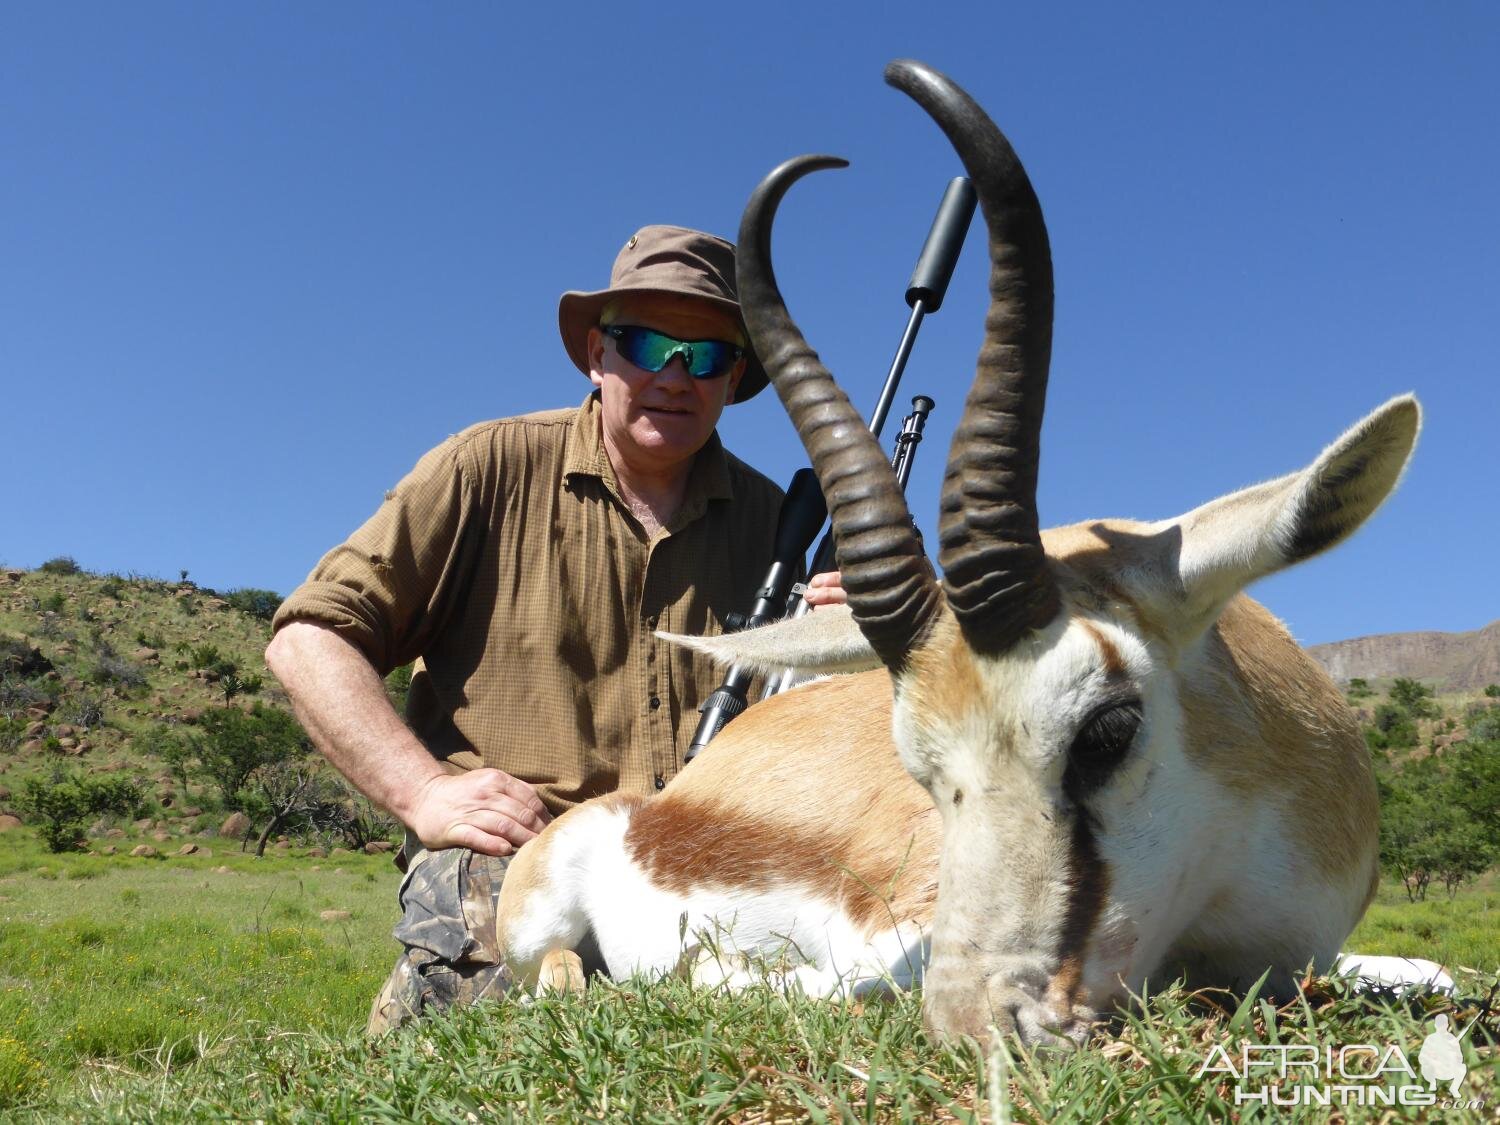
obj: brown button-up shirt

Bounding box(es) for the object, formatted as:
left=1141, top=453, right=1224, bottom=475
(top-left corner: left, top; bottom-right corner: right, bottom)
left=272, top=393, right=787, bottom=814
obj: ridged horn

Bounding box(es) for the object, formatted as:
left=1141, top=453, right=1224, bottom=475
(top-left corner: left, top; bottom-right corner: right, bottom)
left=885, top=59, right=1060, bottom=655
left=737, top=154, right=943, bottom=673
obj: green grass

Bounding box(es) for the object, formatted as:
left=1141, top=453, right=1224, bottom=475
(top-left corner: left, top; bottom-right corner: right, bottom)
left=0, top=831, right=395, bottom=1115
left=2, top=821, right=1499, bottom=1121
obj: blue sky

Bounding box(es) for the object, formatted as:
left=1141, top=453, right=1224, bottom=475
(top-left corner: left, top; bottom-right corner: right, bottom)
left=4, top=2, right=1496, bottom=646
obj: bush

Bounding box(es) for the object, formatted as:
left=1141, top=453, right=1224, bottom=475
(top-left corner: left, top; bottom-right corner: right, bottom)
left=14, top=769, right=145, bottom=853
left=1486, top=684, right=1500, bottom=699
left=39, top=593, right=66, bottom=614
left=225, top=588, right=284, bottom=622
left=386, top=664, right=413, bottom=712
left=189, top=644, right=223, bottom=671
left=1346, top=677, right=1371, bottom=700
left=1367, top=703, right=1417, bottom=751
left=194, top=704, right=312, bottom=807
left=91, top=654, right=147, bottom=690
left=39, top=557, right=82, bottom=576
left=98, top=576, right=126, bottom=600
left=1389, top=677, right=1439, bottom=719
left=62, top=694, right=106, bottom=729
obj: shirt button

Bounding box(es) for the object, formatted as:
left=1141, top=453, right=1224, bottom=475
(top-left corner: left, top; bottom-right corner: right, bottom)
left=649, top=695, right=661, bottom=710
left=654, top=774, right=665, bottom=791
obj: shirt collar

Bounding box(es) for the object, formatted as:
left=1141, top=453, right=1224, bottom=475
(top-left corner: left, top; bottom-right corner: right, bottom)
left=563, top=392, right=735, bottom=517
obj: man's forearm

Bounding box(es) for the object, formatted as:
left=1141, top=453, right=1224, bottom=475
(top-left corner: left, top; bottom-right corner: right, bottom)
left=265, top=621, right=443, bottom=828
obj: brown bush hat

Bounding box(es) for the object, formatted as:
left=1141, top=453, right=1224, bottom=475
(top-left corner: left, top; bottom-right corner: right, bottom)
left=558, top=225, right=768, bottom=403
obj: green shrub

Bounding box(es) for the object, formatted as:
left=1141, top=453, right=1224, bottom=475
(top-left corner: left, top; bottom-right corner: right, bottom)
left=225, top=588, right=284, bottom=621
left=98, top=576, right=126, bottom=600
left=39, top=593, right=66, bottom=614
left=1389, top=676, right=1439, bottom=718
left=13, top=770, right=145, bottom=853
left=189, top=644, right=222, bottom=671
left=195, top=703, right=311, bottom=807
left=39, top=557, right=81, bottom=576
left=386, top=664, right=413, bottom=712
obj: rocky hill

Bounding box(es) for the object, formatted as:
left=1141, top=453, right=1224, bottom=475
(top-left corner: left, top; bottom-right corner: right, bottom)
left=0, top=561, right=398, bottom=856
left=1307, top=619, right=1500, bottom=693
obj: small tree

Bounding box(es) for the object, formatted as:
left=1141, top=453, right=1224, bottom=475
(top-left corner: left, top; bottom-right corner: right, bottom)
left=325, top=780, right=399, bottom=850
left=1347, top=677, right=1372, bottom=700
left=196, top=703, right=310, bottom=808
left=15, top=770, right=144, bottom=852
left=1389, top=677, right=1439, bottom=719
left=248, top=761, right=338, bottom=857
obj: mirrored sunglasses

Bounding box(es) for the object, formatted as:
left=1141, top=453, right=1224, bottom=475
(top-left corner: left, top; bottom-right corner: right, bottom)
left=604, top=324, right=744, bottom=379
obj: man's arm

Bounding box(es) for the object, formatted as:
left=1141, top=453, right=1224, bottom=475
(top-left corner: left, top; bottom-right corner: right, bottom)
left=265, top=621, right=549, bottom=856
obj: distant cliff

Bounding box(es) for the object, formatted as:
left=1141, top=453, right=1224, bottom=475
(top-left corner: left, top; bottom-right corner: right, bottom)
left=1307, top=620, right=1500, bottom=693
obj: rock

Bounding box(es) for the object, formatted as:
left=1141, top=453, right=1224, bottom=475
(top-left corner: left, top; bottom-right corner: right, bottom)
left=219, top=812, right=251, bottom=838
left=333, top=867, right=345, bottom=875
left=97, top=845, right=117, bottom=856
left=0, top=786, right=9, bottom=801
left=0, top=814, right=22, bottom=832
left=152, top=830, right=172, bottom=842
left=26, top=704, right=52, bottom=719
left=157, top=793, right=175, bottom=808
left=134, top=647, right=160, bottom=664
left=319, top=910, right=351, bottom=922
left=181, top=708, right=204, bottom=724
left=330, top=847, right=352, bottom=857
left=130, top=845, right=159, bottom=858
left=180, top=806, right=203, bottom=818
left=24, top=721, right=45, bottom=739
left=364, top=840, right=395, bottom=854
left=57, top=737, right=78, bottom=750
left=273, top=839, right=291, bottom=850
left=133, top=817, right=154, bottom=831
left=213, top=865, right=233, bottom=874
left=21, top=740, right=45, bottom=755
left=177, top=844, right=199, bottom=856
left=54, top=724, right=76, bottom=738
left=105, top=828, right=126, bottom=839
left=305, top=846, right=328, bottom=858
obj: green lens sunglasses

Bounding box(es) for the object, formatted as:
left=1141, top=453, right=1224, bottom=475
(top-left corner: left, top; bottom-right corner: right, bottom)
left=604, top=324, right=744, bottom=379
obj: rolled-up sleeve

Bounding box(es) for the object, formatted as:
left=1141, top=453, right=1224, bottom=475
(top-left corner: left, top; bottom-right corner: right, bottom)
left=272, top=435, right=486, bottom=675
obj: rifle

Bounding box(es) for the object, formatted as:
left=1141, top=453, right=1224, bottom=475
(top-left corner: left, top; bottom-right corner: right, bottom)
left=684, top=176, right=976, bottom=761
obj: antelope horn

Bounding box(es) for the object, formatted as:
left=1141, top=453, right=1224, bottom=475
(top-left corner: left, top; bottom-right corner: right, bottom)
left=737, top=154, right=943, bottom=673
left=885, top=59, right=1060, bottom=655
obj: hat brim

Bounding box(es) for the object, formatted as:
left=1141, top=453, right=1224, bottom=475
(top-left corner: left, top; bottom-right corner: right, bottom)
left=558, top=286, right=769, bottom=404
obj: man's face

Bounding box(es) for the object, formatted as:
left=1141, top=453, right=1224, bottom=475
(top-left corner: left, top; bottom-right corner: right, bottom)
left=587, top=293, right=746, bottom=478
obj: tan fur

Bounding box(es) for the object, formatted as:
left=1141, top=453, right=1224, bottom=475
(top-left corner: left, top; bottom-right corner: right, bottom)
left=1178, top=596, right=1377, bottom=880
left=627, top=671, right=941, bottom=931
left=539, top=949, right=585, bottom=995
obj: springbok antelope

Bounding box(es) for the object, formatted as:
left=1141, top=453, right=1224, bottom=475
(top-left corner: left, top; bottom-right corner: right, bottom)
left=496, top=59, right=1426, bottom=1046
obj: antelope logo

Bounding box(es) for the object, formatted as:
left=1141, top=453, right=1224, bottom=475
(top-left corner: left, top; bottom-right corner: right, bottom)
left=497, top=59, right=1426, bottom=1046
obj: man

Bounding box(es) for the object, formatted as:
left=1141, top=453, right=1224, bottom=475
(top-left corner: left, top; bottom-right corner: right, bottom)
left=265, top=226, right=843, bottom=1032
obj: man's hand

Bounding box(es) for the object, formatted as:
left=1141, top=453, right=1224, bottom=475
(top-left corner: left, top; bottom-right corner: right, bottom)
left=803, top=570, right=847, bottom=609
left=409, top=768, right=553, bottom=856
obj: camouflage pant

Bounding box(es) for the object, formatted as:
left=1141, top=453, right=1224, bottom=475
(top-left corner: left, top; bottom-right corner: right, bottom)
left=366, top=839, right=516, bottom=1035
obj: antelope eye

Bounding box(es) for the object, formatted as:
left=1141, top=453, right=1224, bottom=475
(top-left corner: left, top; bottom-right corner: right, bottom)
left=1064, top=700, right=1143, bottom=796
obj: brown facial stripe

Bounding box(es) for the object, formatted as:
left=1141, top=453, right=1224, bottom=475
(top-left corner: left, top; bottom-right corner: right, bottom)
left=624, top=797, right=937, bottom=933
left=1050, top=812, right=1110, bottom=1005
left=1079, top=621, right=1125, bottom=679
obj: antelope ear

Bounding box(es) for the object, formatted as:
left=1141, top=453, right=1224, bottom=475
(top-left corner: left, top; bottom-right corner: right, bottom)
left=1155, top=395, right=1420, bottom=635
left=659, top=604, right=880, bottom=674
